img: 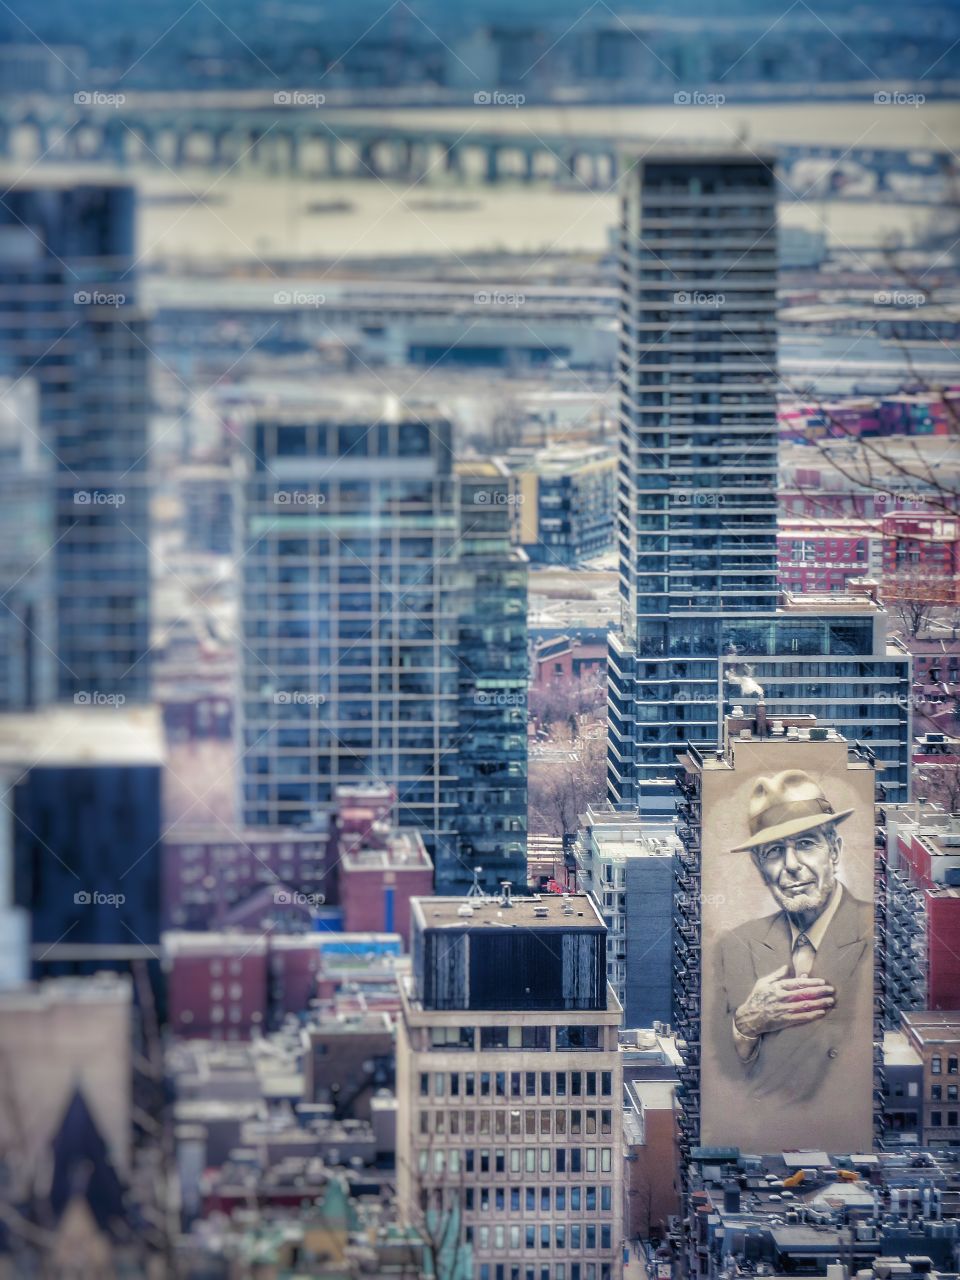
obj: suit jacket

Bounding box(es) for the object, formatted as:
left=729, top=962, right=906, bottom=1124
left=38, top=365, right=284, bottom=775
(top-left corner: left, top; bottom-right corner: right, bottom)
left=711, top=886, right=874, bottom=1105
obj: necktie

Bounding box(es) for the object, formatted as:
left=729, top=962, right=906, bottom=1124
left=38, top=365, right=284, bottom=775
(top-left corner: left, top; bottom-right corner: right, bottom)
left=793, top=931, right=816, bottom=977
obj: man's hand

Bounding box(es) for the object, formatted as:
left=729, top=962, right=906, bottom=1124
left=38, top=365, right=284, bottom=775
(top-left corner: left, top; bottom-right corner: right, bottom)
left=733, top=963, right=835, bottom=1043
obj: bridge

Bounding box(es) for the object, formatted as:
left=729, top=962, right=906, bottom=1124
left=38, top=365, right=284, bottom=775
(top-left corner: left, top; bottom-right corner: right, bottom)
left=0, top=94, right=953, bottom=199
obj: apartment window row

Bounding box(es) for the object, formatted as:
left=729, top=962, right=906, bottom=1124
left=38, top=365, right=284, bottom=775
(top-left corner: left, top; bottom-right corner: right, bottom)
left=417, top=1146, right=615, bottom=1176
left=477, top=1263, right=611, bottom=1280
left=419, top=1107, right=614, bottom=1137
left=930, top=1084, right=959, bottom=1101
left=467, top=1222, right=614, bottom=1252
left=929, top=1112, right=959, bottom=1128
left=458, top=1185, right=614, bottom=1214
left=930, top=1056, right=959, bottom=1074
left=429, top=1026, right=602, bottom=1051
left=419, top=1070, right=613, bottom=1099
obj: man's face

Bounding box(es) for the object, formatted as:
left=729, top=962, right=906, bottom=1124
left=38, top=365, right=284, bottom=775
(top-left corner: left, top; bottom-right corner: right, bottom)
left=751, top=824, right=839, bottom=915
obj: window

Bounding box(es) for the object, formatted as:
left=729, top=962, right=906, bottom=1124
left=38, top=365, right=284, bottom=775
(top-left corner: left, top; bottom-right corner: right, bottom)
left=932, top=1111, right=943, bottom=1126
left=431, top=1026, right=474, bottom=1049
left=434, top=1074, right=444, bottom=1097
left=496, top=1072, right=507, bottom=1097
left=571, top=1110, right=582, bottom=1135
left=586, top=1225, right=596, bottom=1250
left=481, top=1150, right=490, bottom=1173
left=541, top=1226, right=550, bottom=1249
left=571, top=1225, right=582, bottom=1250
left=556, top=1073, right=566, bottom=1097
left=601, top=1109, right=612, bottom=1135
left=510, top=1150, right=521, bottom=1172
left=571, top=1072, right=582, bottom=1097
left=511, top=1072, right=521, bottom=1097
left=496, top=1149, right=506, bottom=1174
left=586, top=1186, right=597, bottom=1212
left=465, top=1150, right=474, bottom=1172
left=526, top=1187, right=535, bottom=1211
left=525, top=1072, right=536, bottom=1097
left=932, top=1056, right=942, bottom=1074
left=466, top=1073, right=475, bottom=1097
left=525, top=1226, right=535, bottom=1250
left=949, top=1085, right=958, bottom=1101
left=601, top=1071, right=612, bottom=1097
left=950, top=1057, right=959, bottom=1074
left=556, top=1109, right=567, bottom=1134
left=481, top=1072, right=491, bottom=1097
left=571, top=1148, right=582, bottom=1173
left=511, top=1188, right=520, bottom=1211
left=522, top=1026, right=551, bottom=1049
left=933, top=1085, right=943, bottom=1101
left=601, top=1147, right=612, bottom=1172
left=419, top=1073, right=429, bottom=1096
left=586, top=1148, right=597, bottom=1173
left=557, top=1026, right=601, bottom=1050
left=601, top=1226, right=612, bottom=1250
left=540, top=1071, right=551, bottom=1096
left=601, top=1186, right=611, bottom=1211
left=950, top=1112, right=959, bottom=1126
left=586, top=1071, right=597, bottom=1096
left=556, top=1188, right=566, bottom=1211
left=556, top=1149, right=566, bottom=1173
left=571, top=1187, right=581, bottom=1210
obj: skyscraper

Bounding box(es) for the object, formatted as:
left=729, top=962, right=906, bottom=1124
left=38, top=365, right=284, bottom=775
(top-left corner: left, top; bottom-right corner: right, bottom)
left=239, top=407, right=529, bottom=889
left=0, top=180, right=152, bottom=703
left=239, top=400, right=460, bottom=867
left=446, top=461, right=528, bottom=895
left=608, top=152, right=910, bottom=817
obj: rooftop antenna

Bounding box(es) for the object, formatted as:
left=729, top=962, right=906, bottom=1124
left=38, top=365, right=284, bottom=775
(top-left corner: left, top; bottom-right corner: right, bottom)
left=467, top=866, right=485, bottom=898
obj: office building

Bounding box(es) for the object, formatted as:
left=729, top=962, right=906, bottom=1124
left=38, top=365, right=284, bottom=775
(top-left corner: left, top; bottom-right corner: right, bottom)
left=449, top=462, right=528, bottom=895
left=674, top=706, right=878, bottom=1160
left=397, top=891, right=624, bottom=1280
left=238, top=400, right=460, bottom=870
left=0, top=181, right=152, bottom=702
left=573, top=803, right=678, bottom=1025
left=505, top=445, right=617, bottom=566
left=0, top=377, right=55, bottom=709
left=239, top=406, right=528, bottom=890
left=3, top=705, right=163, bottom=980
left=608, top=153, right=910, bottom=817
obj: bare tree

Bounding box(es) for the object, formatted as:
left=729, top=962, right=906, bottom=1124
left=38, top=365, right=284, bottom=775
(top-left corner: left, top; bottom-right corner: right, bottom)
left=916, top=762, right=960, bottom=813
left=528, top=733, right=607, bottom=836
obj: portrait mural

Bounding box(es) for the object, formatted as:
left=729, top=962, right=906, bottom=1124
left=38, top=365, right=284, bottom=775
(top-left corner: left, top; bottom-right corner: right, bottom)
left=699, top=738, right=875, bottom=1153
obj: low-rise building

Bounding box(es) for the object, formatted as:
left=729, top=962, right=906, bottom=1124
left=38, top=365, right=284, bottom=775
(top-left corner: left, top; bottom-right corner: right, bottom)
left=900, top=1010, right=960, bottom=1147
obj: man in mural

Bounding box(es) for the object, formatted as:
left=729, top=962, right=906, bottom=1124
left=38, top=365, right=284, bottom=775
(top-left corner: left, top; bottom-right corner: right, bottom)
left=713, top=769, right=874, bottom=1102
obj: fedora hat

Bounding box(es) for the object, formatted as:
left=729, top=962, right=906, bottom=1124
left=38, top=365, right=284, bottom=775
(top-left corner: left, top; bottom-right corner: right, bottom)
left=730, top=769, right=853, bottom=852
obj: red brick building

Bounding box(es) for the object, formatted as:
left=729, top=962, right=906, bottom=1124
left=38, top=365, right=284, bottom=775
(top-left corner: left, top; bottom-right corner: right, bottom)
left=887, top=804, right=960, bottom=1013
left=165, top=932, right=269, bottom=1039
left=339, top=828, right=433, bottom=948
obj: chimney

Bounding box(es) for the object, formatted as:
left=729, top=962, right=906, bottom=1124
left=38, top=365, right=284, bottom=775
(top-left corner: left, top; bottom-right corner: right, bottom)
left=501, top=881, right=513, bottom=907
left=755, top=701, right=768, bottom=737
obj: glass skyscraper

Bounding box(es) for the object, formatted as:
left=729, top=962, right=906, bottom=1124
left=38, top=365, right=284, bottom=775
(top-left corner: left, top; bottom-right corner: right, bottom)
left=239, top=410, right=530, bottom=888
left=608, top=152, right=911, bottom=816
left=0, top=181, right=151, bottom=704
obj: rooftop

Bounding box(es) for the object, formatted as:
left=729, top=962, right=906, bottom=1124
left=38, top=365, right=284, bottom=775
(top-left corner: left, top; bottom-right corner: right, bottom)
left=412, top=891, right=604, bottom=931
left=901, top=1010, right=960, bottom=1043
left=0, top=705, right=164, bottom=769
